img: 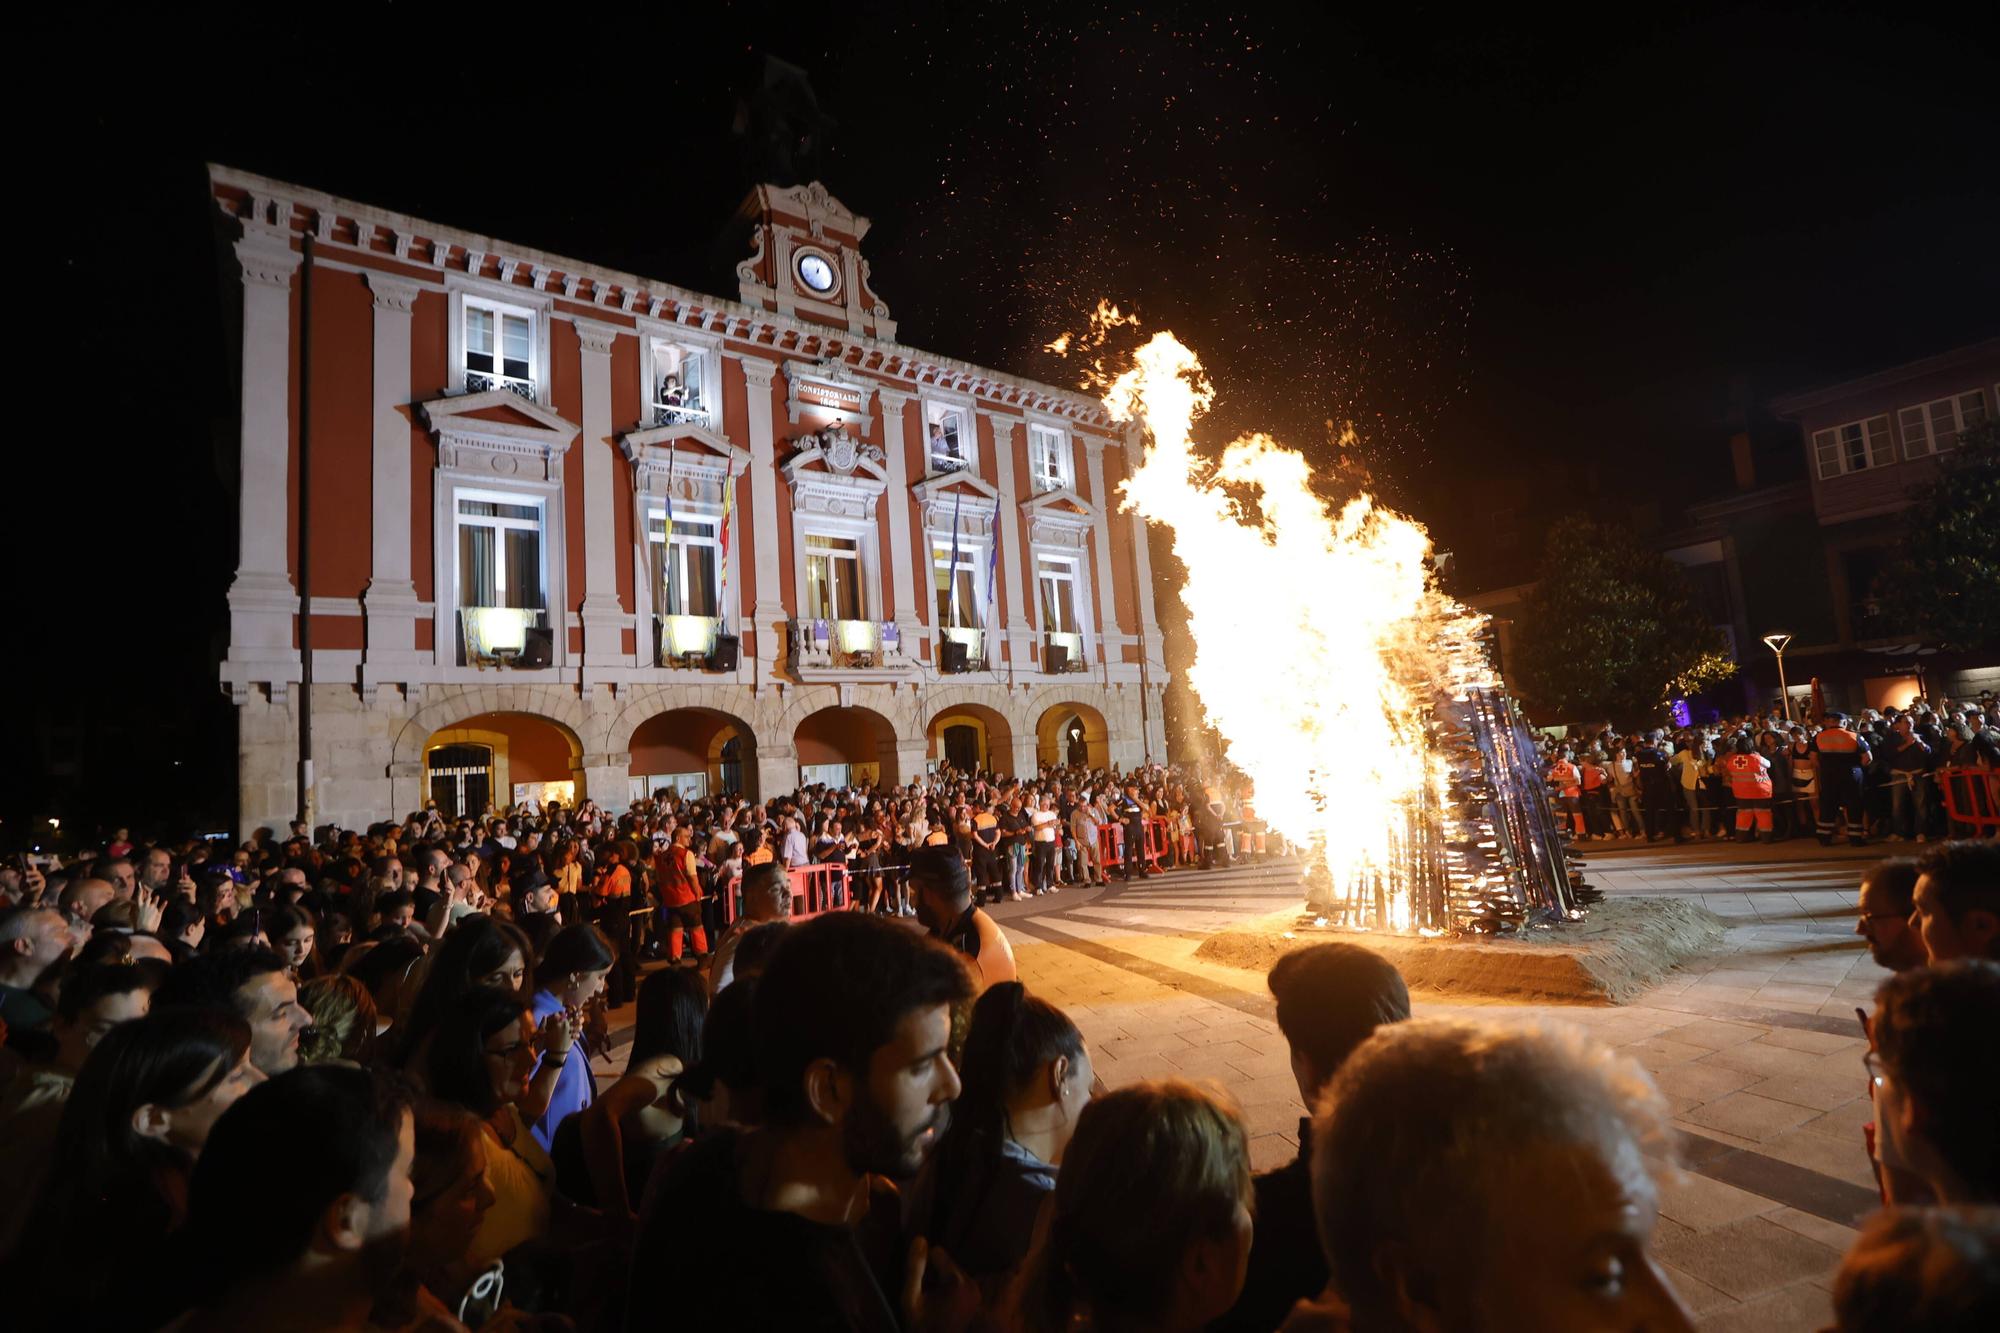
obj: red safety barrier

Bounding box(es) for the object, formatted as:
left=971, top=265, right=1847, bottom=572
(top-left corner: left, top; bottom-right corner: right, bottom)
left=1096, top=823, right=1124, bottom=869
left=788, top=863, right=851, bottom=918
left=1143, top=817, right=1171, bottom=873
left=1937, top=766, right=2000, bottom=836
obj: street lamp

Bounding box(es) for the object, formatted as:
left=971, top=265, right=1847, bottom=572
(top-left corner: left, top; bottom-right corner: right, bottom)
left=1762, top=633, right=1794, bottom=723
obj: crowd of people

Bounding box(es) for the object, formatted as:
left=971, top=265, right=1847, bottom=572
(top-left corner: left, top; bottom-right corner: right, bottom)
left=1, top=757, right=1995, bottom=1329
left=1543, top=693, right=2000, bottom=847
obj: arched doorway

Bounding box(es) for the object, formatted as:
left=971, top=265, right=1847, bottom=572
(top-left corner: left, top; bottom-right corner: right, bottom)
left=794, top=705, right=900, bottom=789
left=424, top=712, right=584, bottom=817
left=1035, top=701, right=1110, bottom=771
left=925, top=701, right=1018, bottom=777
left=628, top=708, right=759, bottom=805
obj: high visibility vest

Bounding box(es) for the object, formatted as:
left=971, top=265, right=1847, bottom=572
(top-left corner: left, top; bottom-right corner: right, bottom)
left=1814, top=728, right=1868, bottom=776
left=1548, top=760, right=1581, bottom=798
left=1721, top=753, right=1773, bottom=800
left=1581, top=764, right=1607, bottom=791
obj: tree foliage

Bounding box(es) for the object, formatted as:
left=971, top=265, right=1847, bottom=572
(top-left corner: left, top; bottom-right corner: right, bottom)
left=1511, top=515, right=1735, bottom=727
left=1872, top=423, right=2000, bottom=650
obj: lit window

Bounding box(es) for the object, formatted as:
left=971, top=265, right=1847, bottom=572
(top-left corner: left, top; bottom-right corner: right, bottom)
left=650, top=340, right=711, bottom=427
left=464, top=300, right=536, bottom=400
left=925, top=404, right=972, bottom=473
left=456, top=496, right=545, bottom=611
left=648, top=512, right=719, bottom=617
left=1028, top=424, right=1072, bottom=492
left=1898, top=389, right=1988, bottom=459
left=804, top=533, right=863, bottom=621
left=1812, top=415, right=1893, bottom=479
left=933, top=542, right=982, bottom=629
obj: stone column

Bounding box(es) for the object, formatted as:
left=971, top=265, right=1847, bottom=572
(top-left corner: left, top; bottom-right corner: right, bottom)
left=222, top=220, right=304, bottom=692
left=755, top=741, right=800, bottom=802
left=575, top=319, right=627, bottom=674
left=733, top=356, right=787, bottom=677
left=362, top=274, right=424, bottom=686
left=1008, top=734, right=1040, bottom=781
left=982, top=411, right=1035, bottom=679
left=1083, top=437, right=1125, bottom=665
left=1122, top=427, right=1167, bottom=683
left=876, top=387, right=920, bottom=639
left=581, top=750, right=632, bottom=809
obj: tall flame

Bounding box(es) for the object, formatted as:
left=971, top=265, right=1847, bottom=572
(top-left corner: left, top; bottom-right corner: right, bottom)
left=1094, top=320, right=1491, bottom=931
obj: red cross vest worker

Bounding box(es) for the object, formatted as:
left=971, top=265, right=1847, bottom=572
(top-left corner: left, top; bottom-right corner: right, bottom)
left=1719, top=735, right=1774, bottom=842
left=1813, top=713, right=1872, bottom=847
left=1547, top=751, right=1584, bottom=836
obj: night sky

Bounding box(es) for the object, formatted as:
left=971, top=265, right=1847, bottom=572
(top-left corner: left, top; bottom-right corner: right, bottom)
left=12, top=3, right=1997, bottom=836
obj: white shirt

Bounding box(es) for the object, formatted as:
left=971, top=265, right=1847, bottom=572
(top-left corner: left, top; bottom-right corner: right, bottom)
left=1030, top=809, right=1059, bottom=842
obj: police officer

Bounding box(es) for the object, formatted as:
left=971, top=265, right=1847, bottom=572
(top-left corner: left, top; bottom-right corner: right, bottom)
left=1634, top=730, right=1681, bottom=843
left=1115, top=781, right=1147, bottom=881
left=1813, top=713, right=1872, bottom=846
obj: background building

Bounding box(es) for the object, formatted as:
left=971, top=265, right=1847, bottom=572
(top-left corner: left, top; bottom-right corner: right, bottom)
left=1455, top=337, right=1999, bottom=720
left=210, top=167, right=1168, bottom=836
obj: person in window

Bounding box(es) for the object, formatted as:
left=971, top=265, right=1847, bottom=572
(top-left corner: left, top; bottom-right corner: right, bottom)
left=930, top=420, right=961, bottom=469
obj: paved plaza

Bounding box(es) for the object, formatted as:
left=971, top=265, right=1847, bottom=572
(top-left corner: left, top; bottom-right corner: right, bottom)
left=988, top=838, right=1891, bottom=1332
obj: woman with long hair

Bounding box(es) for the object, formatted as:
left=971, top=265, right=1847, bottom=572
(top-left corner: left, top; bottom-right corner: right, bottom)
left=394, top=915, right=535, bottom=1075
left=297, top=972, right=381, bottom=1065
left=1009, top=1080, right=1253, bottom=1333
left=425, top=986, right=572, bottom=1265
left=914, top=982, right=1091, bottom=1295
left=5, top=1008, right=259, bottom=1331
left=555, top=964, right=707, bottom=1217
left=268, top=902, right=321, bottom=981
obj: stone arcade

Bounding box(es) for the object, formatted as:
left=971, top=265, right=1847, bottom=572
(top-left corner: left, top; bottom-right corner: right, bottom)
left=210, top=168, right=1167, bottom=834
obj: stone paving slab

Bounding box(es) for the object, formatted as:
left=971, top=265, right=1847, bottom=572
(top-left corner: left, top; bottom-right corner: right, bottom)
left=990, top=839, right=1894, bottom=1330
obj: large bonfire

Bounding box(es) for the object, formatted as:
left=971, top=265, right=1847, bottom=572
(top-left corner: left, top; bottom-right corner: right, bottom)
left=1061, top=305, right=1576, bottom=934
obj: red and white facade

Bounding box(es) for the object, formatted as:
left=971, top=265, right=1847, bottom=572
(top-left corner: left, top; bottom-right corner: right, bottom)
left=209, top=167, right=1168, bottom=835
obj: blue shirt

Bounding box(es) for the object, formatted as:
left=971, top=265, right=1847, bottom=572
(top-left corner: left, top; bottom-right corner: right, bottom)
left=528, top=988, right=594, bottom=1153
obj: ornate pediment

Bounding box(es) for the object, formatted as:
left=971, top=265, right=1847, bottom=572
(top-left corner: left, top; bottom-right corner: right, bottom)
left=782, top=429, right=888, bottom=519
left=621, top=423, right=747, bottom=502
left=421, top=390, right=579, bottom=481
left=1021, top=486, right=1096, bottom=549
left=910, top=471, right=1000, bottom=506
left=912, top=471, right=1000, bottom=540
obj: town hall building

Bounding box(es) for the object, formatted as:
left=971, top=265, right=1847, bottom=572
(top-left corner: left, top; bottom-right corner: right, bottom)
left=210, top=166, right=1168, bottom=835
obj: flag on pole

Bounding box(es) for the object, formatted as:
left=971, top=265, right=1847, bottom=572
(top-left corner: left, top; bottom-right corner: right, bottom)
left=984, top=511, right=999, bottom=633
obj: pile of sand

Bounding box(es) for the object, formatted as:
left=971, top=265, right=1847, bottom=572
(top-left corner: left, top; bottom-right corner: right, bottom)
left=1193, top=897, right=1726, bottom=1004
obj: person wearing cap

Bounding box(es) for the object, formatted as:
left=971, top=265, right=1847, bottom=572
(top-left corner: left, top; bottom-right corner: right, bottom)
left=910, top=844, right=1015, bottom=991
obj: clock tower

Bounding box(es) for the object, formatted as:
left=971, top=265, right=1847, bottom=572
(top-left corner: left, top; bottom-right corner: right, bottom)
left=734, top=182, right=897, bottom=341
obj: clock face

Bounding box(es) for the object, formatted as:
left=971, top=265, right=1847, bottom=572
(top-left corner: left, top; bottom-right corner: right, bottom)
left=797, top=253, right=836, bottom=294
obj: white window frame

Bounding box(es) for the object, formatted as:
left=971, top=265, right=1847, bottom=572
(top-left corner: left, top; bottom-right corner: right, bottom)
left=1035, top=551, right=1084, bottom=634
left=1898, top=388, right=1989, bottom=460
left=930, top=538, right=988, bottom=631
left=1026, top=422, right=1073, bottom=493
left=1812, top=414, right=1894, bottom=479
left=432, top=469, right=569, bottom=677
left=446, top=277, right=552, bottom=402
left=639, top=327, right=723, bottom=429
left=802, top=529, right=869, bottom=623
left=453, top=490, right=549, bottom=613
left=646, top=508, right=722, bottom=617
left=921, top=393, right=977, bottom=476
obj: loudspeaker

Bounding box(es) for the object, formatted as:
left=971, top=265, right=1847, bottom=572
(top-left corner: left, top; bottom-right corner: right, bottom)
left=940, top=639, right=969, bottom=673
left=708, top=634, right=739, bottom=672
left=1043, top=644, right=1070, bottom=674
left=517, top=625, right=554, bottom=669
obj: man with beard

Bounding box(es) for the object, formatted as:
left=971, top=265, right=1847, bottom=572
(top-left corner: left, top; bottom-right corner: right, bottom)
left=170, top=1065, right=415, bottom=1332
left=630, top=912, right=976, bottom=1332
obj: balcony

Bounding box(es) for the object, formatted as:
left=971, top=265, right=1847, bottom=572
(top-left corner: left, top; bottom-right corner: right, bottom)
left=460, top=606, right=550, bottom=668
left=1043, top=631, right=1088, bottom=672
left=656, top=614, right=723, bottom=669
left=789, top=618, right=918, bottom=679
left=938, top=626, right=988, bottom=673
left=465, top=372, right=536, bottom=402
left=651, top=400, right=714, bottom=429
